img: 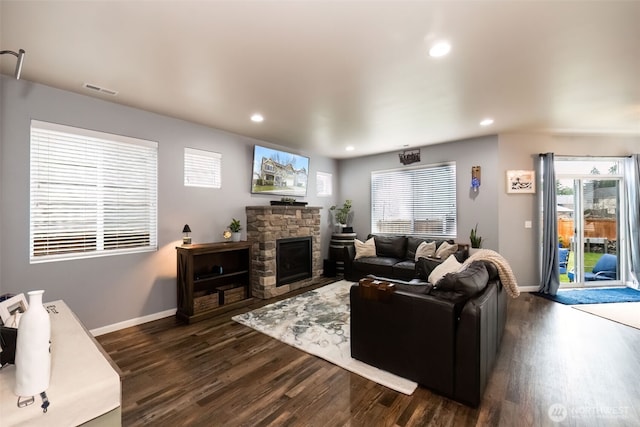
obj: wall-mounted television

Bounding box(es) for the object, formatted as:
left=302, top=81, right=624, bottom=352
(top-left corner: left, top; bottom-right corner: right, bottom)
left=251, top=145, right=309, bottom=197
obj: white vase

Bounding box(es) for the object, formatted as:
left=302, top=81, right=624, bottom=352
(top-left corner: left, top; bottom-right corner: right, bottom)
left=14, top=290, right=51, bottom=397
left=231, top=232, right=241, bottom=242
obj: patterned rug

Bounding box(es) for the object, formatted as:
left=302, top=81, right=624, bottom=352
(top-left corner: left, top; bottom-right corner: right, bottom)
left=232, top=280, right=417, bottom=395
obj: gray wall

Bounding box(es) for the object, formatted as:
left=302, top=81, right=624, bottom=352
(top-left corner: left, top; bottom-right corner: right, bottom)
left=0, top=76, right=338, bottom=329
left=498, top=133, right=640, bottom=287
left=339, top=133, right=640, bottom=289
left=2, top=75, right=638, bottom=329
left=337, top=135, right=501, bottom=250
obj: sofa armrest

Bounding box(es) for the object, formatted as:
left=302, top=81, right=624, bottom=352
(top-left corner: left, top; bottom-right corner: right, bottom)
left=350, top=285, right=458, bottom=396
left=454, top=281, right=501, bottom=406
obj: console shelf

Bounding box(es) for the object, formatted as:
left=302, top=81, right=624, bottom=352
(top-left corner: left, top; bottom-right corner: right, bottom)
left=176, top=241, right=253, bottom=323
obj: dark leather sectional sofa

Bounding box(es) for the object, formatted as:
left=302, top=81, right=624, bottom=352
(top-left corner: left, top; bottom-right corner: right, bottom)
left=349, top=260, right=507, bottom=407
left=344, top=234, right=469, bottom=282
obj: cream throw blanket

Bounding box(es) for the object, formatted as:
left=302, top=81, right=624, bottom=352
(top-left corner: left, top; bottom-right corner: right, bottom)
left=463, top=249, right=520, bottom=298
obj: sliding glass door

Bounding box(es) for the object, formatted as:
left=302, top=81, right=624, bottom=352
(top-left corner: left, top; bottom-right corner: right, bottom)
left=556, top=159, right=625, bottom=287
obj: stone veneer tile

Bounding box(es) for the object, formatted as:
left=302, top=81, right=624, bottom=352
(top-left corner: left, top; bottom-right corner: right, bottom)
left=246, top=206, right=322, bottom=299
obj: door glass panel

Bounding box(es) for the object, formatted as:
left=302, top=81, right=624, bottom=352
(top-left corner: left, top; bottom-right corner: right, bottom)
left=581, top=179, right=619, bottom=285
left=555, top=158, right=623, bottom=287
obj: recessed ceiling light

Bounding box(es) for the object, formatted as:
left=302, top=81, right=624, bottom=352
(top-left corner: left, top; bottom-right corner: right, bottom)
left=251, top=113, right=264, bottom=123
left=345, top=146, right=355, bottom=152
left=480, top=118, right=494, bottom=126
left=429, top=41, right=451, bottom=58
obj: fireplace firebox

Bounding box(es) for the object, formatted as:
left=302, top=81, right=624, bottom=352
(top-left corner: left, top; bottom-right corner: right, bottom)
left=276, top=237, right=312, bottom=286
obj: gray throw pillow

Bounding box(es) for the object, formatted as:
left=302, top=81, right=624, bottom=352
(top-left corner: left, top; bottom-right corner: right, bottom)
left=435, top=261, right=489, bottom=297
left=415, top=257, right=443, bottom=281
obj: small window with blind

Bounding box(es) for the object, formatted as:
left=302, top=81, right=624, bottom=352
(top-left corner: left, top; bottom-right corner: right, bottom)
left=30, top=120, right=158, bottom=263
left=184, top=147, right=222, bottom=188
left=371, top=162, right=457, bottom=237
left=316, top=171, right=332, bottom=197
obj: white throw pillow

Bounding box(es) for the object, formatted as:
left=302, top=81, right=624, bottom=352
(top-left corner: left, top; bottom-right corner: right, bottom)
left=354, top=238, right=376, bottom=259
left=428, top=254, right=462, bottom=285
left=435, top=241, right=458, bottom=259
left=414, top=241, right=436, bottom=261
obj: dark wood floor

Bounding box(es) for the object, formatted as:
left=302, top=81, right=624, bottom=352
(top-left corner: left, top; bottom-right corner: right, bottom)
left=97, top=282, right=640, bottom=427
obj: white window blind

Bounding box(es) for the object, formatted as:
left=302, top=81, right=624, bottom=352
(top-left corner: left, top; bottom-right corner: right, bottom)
left=184, top=147, right=222, bottom=188
left=30, top=120, right=158, bottom=262
left=316, top=171, right=332, bottom=196
left=371, top=162, right=457, bottom=237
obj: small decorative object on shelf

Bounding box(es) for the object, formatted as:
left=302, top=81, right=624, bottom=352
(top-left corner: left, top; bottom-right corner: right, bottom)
left=228, top=218, right=242, bottom=242
left=223, top=230, right=232, bottom=241
left=182, top=224, right=192, bottom=244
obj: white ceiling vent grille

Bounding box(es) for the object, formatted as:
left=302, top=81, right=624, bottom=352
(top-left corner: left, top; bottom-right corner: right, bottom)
left=83, top=83, right=118, bottom=96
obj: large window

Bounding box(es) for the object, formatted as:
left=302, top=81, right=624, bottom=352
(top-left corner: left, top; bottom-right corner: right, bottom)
left=30, top=120, right=158, bottom=262
left=371, top=162, right=456, bottom=237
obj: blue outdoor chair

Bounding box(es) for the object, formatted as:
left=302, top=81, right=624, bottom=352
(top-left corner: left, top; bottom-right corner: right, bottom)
left=558, top=248, right=569, bottom=274
left=567, top=253, right=617, bottom=282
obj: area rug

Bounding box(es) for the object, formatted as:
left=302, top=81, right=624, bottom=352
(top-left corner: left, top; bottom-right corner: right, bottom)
left=573, top=302, right=640, bottom=330
left=232, top=280, right=418, bottom=395
left=535, top=287, right=640, bottom=305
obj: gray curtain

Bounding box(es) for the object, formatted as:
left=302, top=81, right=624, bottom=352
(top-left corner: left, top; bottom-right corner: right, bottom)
left=539, top=153, right=560, bottom=294
left=625, top=154, right=640, bottom=284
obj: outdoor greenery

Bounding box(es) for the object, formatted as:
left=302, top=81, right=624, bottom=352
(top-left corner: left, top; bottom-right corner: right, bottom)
left=559, top=251, right=603, bottom=283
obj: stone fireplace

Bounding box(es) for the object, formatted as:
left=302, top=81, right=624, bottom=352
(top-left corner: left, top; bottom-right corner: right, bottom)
left=246, top=206, right=322, bottom=299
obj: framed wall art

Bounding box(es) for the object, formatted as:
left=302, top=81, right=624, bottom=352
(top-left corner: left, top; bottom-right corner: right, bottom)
left=0, top=293, right=28, bottom=326
left=506, top=170, right=536, bottom=194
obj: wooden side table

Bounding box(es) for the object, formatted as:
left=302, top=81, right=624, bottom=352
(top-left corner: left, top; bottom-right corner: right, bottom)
left=329, top=232, right=357, bottom=275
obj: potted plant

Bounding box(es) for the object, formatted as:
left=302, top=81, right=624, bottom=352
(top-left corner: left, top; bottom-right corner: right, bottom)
left=470, top=223, right=482, bottom=254
left=330, top=200, right=352, bottom=231
left=229, top=218, right=242, bottom=242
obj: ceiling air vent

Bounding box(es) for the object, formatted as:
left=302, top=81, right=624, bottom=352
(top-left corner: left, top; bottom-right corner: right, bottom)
left=83, top=83, right=118, bottom=96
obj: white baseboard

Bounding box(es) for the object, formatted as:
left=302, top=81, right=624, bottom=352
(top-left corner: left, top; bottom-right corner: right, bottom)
left=90, top=308, right=176, bottom=337
left=519, top=285, right=539, bottom=293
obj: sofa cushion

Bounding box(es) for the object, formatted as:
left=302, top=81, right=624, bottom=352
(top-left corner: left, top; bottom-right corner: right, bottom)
left=436, top=261, right=489, bottom=297
left=415, top=257, right=443, bottom=281
left=435, top=241, right=458, bottom=259
left=392, top=260, right=418, bottom=281
left=428, top=254, right=462, bottom=285
left=414, top=241, right=437, bottom=261
left=406, top=237, right=426, bottom=260
left=354, top=238, right=376, bottom=259
left=374, top=235, right=407, bottom=259
left=353, top=256, right=399, bottom=277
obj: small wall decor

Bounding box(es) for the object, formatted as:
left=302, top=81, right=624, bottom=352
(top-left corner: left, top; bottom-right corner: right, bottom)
left=399, top=149, right=420, bottom=165
left=506, top=170, right=536, bottom=194
left=471, top=166, right=481, bottom=191
left=0, top=293, right=28, bottom=326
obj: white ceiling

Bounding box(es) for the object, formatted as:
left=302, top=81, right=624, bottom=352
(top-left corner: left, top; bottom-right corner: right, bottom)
left=1, top=1, right=639, bottom=159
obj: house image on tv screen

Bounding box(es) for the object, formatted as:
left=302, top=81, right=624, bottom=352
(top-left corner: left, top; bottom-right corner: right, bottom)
left=258, top=158, right=307, bottom=188
left=251, top=145, right=309, bottom=197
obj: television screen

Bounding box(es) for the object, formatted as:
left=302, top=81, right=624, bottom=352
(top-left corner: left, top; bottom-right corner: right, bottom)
left=251, top=145, right=309, bottom=197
